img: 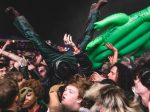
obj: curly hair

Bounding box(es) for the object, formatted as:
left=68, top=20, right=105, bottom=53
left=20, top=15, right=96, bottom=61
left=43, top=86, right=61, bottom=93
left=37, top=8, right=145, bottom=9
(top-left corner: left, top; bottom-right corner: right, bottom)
left=112, top=63, right=134, bottom=92
left=20, top=79, right=44, bottom=99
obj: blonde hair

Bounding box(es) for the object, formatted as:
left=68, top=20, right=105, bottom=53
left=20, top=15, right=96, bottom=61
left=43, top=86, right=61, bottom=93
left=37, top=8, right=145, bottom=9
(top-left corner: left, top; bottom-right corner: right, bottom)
left=84, top=83, right=106, bottom=99
left=97, top=85, right=140, bottom=112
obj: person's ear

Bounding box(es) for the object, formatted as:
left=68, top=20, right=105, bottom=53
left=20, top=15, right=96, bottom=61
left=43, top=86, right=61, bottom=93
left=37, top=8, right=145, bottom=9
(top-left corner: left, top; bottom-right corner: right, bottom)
left=76, top=98, right=82, bottom=104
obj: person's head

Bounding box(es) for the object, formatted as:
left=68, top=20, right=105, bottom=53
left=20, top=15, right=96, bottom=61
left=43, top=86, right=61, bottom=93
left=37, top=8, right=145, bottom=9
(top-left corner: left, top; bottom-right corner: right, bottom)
left=121, top=57, right=131, bottom=68
left=57, top=46, right=69, bottom=52
left=101, top=62, right=111, bottom=72
left=108, top=63, right=134, bottom=91
left=82, top=83, right=106, bottom=110
left=5, top=71, right=25, bottom=87
left=20, top=79, right=44, bottom=109
left=134, top=57, right=147, bottom=67
left=37, top=64, right=48, bottom=78
left=134, top=68, right=150, bottom=95
left=61, top=74, right=91, bottom=111
left=107, top=65, right=118, bottom=82
left=96, top=85, right=140, bottom=112
left=54, top=60, right=77, bottom=81
left=9, top=59, right=15, bottom=66
left=0, top=64, right=7, bottom=80
left=0, top=78, right=19, bottom=110
left=81, top=80, right=117, bottom=111
left=23, top=51, right=35, bottom=63
left=0, top=56, right=9, bottom=65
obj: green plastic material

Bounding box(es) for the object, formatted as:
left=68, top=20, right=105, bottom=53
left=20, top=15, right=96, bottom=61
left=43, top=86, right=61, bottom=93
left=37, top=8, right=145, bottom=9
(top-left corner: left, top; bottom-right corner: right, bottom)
left=86, top=6, right=150, bottom=69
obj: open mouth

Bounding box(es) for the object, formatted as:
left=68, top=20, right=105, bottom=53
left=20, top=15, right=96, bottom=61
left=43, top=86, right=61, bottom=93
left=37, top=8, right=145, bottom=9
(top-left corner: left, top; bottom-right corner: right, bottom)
left=62, top=95, right=66, bottom=100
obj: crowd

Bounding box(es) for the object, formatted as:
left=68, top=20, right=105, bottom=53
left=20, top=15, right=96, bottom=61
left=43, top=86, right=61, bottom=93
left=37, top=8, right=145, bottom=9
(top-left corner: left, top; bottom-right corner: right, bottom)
left=0, top=0, right=150, bottom=112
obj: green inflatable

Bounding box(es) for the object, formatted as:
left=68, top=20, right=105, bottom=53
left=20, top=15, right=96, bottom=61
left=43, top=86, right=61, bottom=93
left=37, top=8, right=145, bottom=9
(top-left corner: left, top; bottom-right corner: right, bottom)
left=86, top=6, right=150, bottom=69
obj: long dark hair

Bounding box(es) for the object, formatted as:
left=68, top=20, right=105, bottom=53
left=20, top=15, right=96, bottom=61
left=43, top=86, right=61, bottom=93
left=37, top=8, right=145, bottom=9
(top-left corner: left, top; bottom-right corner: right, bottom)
left=113, top=63, right=134, bottom=92
left=112, top=63, right=134, bottom=100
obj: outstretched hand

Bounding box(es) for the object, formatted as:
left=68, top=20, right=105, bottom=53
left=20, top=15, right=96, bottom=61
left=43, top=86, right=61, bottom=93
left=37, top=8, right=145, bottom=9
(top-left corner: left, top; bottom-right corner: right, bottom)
left=105, top=43, right=117, bottom=52
left=63, top=33, right=80, bottom=54
left=63, top=33, right=76, bottom=48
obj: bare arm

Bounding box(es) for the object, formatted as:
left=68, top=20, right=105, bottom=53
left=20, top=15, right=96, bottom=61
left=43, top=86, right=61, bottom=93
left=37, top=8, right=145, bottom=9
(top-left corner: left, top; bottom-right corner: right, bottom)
left=0, top=49, right=27, bottom=67
left=105, top=43, right=118, bottom=65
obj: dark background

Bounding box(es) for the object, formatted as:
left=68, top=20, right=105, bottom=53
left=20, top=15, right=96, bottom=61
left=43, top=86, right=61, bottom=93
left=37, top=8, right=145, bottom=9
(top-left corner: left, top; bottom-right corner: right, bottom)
left=0, top=0, right=150, bottom=45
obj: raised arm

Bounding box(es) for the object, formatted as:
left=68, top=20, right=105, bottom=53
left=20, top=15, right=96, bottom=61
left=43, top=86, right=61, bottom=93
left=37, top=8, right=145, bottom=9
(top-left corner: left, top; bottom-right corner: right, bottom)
left=0, top=48, right=30, bottom=79
left=5, top=7, right=78, bottom=65
left=79, top=0, right=108, bottom=51
left=0, top=49, right=27, bottom=66
left=64, top=33, right=93, bottom=75
left=63, top=33, right=80, bottom=54
left=105, top=43, right=118, bottom=65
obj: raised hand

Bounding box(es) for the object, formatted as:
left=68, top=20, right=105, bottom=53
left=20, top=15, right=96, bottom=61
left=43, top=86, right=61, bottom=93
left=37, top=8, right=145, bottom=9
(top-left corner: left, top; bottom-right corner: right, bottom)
left=105, top=43, right=117, bottom=52
left=63, top=33, right=76, bottom=47
left=106, top=43, right=118, bottom=65
left=90, top=72, right=106, bottom=82
left=63, top=33, right=80, bottom=54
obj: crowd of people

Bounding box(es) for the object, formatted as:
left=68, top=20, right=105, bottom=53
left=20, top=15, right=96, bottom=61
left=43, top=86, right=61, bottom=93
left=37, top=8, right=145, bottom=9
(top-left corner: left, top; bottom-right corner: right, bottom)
left=0, top=0, right=150, bottom=112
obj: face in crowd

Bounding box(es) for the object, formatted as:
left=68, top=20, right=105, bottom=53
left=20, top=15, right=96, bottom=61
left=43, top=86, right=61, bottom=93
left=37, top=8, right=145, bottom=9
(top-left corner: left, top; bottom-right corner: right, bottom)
left=21, top=88, right=38, bottom=109
left=37, top=65, right=47, bottom=78
left=61, top=76, right=90, bottom=111
left=108, top=66, right=118, bottom=82
left=0, top=67, right=7, bottom=79
left=20, top=79, right=44, bottom=110
left=134, top=77, right=149, bottom=95
left=61, top=84, right=82, bottom=111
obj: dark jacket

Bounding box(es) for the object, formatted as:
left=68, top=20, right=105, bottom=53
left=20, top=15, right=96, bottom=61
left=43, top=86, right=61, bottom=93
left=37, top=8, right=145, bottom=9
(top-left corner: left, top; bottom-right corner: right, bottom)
left=13, top=10, right=99, bottom=86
